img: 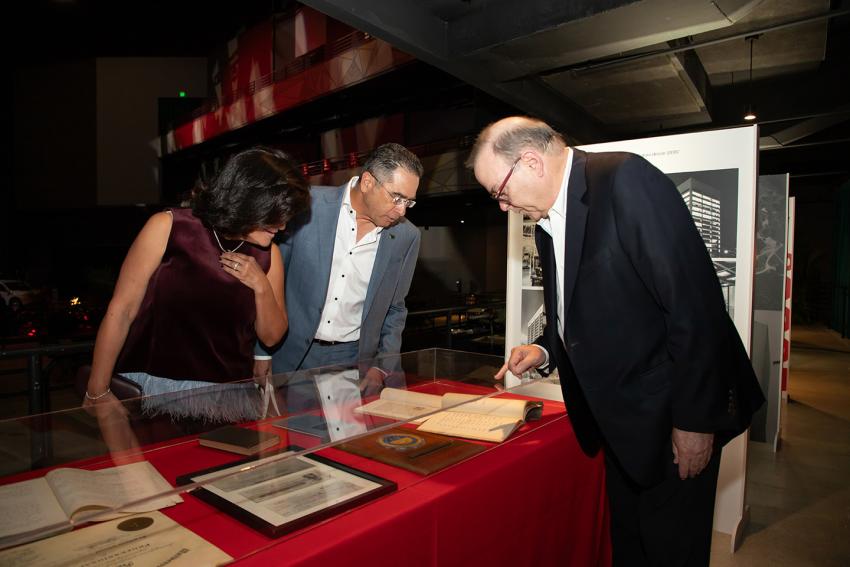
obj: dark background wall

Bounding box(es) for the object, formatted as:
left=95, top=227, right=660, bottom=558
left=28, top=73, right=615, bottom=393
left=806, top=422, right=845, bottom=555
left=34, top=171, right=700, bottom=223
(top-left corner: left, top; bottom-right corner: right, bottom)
left=13, top=59, right=98, bottom=210
left=791, top=179, right=839, bottom=324
left=96, top=57, right=207, bottom=205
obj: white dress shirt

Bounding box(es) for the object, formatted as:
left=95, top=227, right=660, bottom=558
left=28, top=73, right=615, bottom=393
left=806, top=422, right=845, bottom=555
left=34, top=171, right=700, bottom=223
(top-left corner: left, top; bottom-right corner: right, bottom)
left=314, top=369, right=368, bottom=441
left=532, top=148, right=573, bottom=367
left=314, top=177, right=383, bottom=342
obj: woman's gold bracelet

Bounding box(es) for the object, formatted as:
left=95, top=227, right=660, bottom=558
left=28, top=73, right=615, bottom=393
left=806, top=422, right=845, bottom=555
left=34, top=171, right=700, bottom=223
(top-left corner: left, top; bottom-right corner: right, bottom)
left=85, top=388, right=112, bottom=401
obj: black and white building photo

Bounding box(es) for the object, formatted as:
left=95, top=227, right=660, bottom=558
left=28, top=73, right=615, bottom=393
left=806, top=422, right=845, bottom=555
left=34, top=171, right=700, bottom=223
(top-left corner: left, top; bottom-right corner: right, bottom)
left=668, top=168, right=740, bottom=315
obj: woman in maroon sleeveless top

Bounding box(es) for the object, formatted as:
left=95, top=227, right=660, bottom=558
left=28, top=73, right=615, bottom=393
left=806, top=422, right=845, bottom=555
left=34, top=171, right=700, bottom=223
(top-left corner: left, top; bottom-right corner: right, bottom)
left=82, top=147, right=310, bottom=417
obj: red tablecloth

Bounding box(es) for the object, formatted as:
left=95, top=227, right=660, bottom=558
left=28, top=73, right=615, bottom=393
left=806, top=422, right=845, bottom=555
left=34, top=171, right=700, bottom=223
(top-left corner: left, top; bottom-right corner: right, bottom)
left=168, top=400, right=609, bottom=566
left=6, top=385, right=611, bottom=566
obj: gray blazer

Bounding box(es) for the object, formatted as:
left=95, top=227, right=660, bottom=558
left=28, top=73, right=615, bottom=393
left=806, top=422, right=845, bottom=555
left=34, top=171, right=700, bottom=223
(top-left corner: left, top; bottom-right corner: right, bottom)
left=261, top=183, right=421, bottom=372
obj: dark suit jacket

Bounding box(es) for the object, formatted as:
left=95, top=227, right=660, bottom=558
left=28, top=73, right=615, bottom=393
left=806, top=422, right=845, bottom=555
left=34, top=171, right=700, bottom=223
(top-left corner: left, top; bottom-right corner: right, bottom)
left=535, top=149, right=765, bottom=487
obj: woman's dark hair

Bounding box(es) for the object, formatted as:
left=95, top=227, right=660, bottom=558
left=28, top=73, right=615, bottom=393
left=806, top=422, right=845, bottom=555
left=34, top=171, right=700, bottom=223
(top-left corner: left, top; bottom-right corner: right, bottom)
left=192, top=147, right=310, bottom=237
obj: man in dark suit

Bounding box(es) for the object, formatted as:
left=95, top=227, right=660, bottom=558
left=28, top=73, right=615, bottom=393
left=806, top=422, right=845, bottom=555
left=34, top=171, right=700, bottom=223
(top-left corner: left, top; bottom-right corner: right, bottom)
left=467, top=116, right=764, bottom=566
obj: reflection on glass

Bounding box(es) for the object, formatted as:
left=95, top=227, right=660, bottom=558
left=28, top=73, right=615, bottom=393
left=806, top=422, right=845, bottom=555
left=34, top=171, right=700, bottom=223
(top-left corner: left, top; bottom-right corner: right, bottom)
left=0, top=349, right=561, bottom=555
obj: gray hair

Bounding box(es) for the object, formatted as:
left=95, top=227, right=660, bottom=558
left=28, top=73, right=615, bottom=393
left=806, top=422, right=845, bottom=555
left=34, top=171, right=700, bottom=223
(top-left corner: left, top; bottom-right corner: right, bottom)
left=362, top=143, right=424, bottom=181
left=465, top=117, right=564, bottom=168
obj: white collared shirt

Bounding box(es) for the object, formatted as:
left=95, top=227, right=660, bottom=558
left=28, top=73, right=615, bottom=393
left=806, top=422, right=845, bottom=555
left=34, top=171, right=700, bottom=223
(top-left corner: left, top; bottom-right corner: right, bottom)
left=535, top=148, right=573, bottom=344
left=314, top=177, right=383, bottom=342
left=314, top=369, right=368, bottom=441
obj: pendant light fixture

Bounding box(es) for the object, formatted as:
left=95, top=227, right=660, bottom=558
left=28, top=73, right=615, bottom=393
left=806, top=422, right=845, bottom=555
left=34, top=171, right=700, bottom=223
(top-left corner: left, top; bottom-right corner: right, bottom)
left=743, top=35, right=759, bottom=121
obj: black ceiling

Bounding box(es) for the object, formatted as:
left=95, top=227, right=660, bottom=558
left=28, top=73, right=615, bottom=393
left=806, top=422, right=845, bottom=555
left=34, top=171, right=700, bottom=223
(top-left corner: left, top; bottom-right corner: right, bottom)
left=11, top=0, right=850, bottom=186
left=296, top=0, right=849, bottom=186
left=14, top=0, right=280, bottom=63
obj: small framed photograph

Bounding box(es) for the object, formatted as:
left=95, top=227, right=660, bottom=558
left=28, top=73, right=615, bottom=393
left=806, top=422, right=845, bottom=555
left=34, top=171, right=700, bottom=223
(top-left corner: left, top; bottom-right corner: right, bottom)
left=176, top=449, right=396, bottom=538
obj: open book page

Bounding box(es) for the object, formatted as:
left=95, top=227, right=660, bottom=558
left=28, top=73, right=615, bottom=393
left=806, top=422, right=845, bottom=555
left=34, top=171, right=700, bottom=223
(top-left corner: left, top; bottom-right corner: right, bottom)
left=416, top=393, right=539, bottom=442
left=46, top=461, right=182, bottom=521
left=416, top=412, right=521, bottom=443
left=0, top=478, right=70, bottom=543
left=356, top=389, right=542, bottom=441
left=441, top=393, right=530, bottom=419
left=354, top=388, right=443, bottom=422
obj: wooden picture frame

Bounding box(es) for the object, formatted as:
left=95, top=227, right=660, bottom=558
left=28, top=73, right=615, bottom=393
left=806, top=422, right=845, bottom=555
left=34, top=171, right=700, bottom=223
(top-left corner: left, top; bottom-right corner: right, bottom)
left=176, top=449, right=395, bottom=538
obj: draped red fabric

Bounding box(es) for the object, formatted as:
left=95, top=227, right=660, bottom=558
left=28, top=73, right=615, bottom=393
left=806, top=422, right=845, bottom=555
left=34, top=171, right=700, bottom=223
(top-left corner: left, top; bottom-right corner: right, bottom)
left=166, top=404, right=610, bottom=565
left=5, top=387, right=610, bottom=565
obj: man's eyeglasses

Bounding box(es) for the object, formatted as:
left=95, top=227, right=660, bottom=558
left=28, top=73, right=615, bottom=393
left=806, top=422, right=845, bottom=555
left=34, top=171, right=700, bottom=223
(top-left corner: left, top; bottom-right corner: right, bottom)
left=491, top=156, right=521, bottom=202
left=369, top=172, right=417, bottom=208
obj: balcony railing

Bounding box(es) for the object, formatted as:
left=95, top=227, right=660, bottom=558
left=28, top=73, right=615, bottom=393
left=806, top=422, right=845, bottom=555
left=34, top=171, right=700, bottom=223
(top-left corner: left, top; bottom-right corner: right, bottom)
left=299, top=134, right=478, bottom=178
left=171, top=31, right=374, bottom=131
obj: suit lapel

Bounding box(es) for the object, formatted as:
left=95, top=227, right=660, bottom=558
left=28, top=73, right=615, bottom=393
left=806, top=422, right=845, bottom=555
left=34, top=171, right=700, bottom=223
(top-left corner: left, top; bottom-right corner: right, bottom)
left=561, top=149, right=589, bottom=319
left=362, top=224, right=397, bottom=322
left=313, top=185, right=346, bottom=307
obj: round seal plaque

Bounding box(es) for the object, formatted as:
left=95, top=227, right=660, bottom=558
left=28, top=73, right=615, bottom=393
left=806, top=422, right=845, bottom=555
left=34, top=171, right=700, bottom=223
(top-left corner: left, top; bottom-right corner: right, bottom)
left=377, top=433, right=426, bottom=451
left=117, top=516, right=155, bottom=531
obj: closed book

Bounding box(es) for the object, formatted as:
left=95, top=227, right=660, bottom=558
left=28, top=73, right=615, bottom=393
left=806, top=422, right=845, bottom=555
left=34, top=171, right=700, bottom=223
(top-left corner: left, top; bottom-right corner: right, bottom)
left=198, top=426, right=279, bottom=456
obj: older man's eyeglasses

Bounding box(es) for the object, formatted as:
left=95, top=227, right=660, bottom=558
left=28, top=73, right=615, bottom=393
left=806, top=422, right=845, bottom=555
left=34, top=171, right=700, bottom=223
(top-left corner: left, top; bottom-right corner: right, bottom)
left=370, top=173, right=417, bottom=208
left=491, top=156, right=521, bottom=202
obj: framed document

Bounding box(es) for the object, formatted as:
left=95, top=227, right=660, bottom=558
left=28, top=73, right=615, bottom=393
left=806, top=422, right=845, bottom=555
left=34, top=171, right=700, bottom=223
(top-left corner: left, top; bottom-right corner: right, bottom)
left=176, top=450, right=395, bottom=538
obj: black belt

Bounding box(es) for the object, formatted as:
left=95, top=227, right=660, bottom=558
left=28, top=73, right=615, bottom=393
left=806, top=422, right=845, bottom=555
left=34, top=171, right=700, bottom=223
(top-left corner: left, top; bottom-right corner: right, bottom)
left=312, top=338, right=356, bottom=346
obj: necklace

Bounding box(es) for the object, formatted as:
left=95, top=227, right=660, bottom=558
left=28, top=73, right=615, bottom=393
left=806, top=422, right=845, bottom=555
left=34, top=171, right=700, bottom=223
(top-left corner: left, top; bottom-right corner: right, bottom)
left=213, top=229, right=245, bottom=253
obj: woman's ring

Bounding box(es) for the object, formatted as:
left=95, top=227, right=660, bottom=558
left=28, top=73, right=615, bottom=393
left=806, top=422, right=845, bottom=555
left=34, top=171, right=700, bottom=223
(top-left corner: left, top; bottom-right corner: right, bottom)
left=234, top=262, right=240, bottom=270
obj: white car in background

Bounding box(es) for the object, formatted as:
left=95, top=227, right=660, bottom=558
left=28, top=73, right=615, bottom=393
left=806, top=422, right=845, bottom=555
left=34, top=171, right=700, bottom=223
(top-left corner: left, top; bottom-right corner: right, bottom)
left=0, top=280, right=38, bottom=311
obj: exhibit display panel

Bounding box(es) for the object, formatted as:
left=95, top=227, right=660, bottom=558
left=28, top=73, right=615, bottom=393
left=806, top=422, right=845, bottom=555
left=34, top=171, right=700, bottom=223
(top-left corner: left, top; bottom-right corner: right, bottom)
left=0, top=348, right=610, bottom=566
left=781, top=196, right=796, bottom=400
left=750, top=174, right=790, bottom=449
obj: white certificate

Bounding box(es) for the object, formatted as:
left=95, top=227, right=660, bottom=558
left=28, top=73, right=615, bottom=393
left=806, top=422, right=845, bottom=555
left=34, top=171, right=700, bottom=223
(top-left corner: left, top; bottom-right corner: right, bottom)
left=0, top=511, right=230, bottom=567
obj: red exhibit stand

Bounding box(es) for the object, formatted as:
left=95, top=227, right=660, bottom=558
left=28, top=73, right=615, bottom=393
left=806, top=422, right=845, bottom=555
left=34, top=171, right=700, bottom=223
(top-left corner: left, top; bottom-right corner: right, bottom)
left=3, top=387, right=611, bottom=566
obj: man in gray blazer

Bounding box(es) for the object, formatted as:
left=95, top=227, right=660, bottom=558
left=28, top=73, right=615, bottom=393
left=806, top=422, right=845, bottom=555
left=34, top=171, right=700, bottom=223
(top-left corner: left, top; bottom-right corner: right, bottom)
left=255, top=143, right=422, bottom=394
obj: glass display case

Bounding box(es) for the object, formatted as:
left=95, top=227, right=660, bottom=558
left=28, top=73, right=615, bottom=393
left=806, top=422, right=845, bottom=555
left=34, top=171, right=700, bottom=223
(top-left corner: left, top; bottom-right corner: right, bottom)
left=0, top=348, right=583, bottom=566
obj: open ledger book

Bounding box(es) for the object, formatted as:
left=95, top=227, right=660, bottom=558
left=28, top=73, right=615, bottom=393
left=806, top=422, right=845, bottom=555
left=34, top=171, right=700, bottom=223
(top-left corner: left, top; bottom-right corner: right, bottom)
left=0, top=461, right=182, bottom=547
left=355, top=388, right=543, bottom=442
